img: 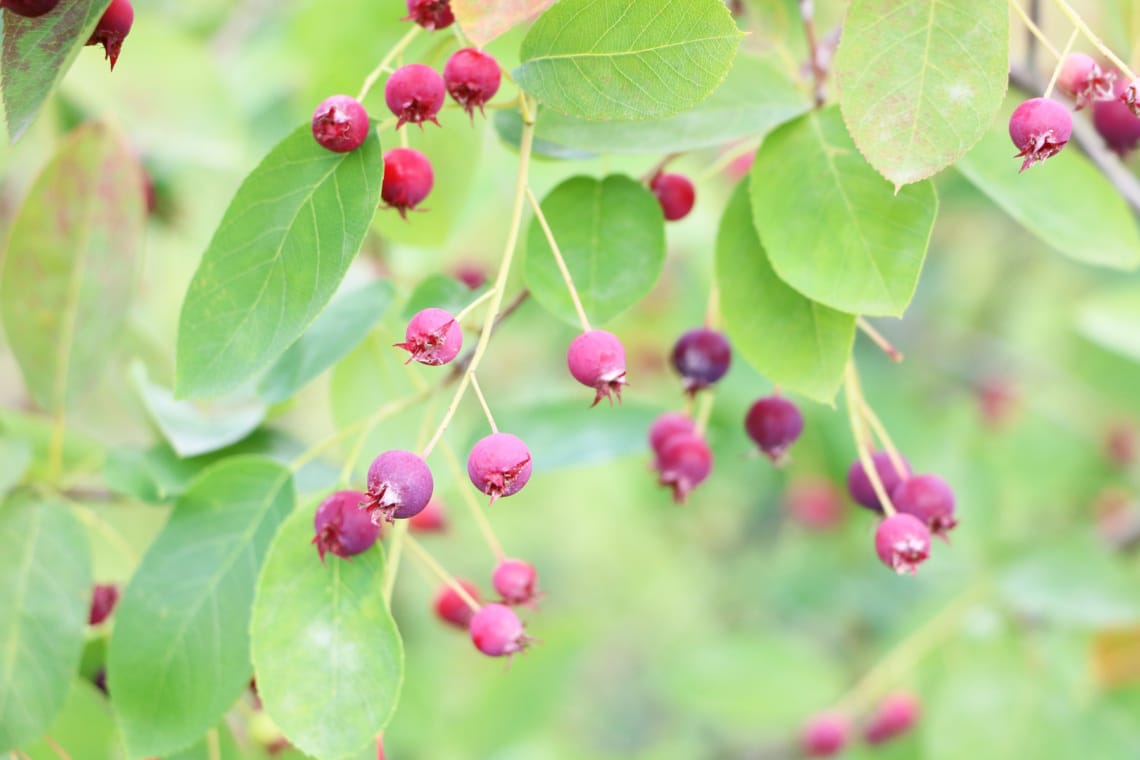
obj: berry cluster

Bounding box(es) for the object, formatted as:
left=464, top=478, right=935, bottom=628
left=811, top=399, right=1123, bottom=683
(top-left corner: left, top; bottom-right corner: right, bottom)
left=3, top=0, right=134, bottom=69
left=801, top=692, right=921, bottom=756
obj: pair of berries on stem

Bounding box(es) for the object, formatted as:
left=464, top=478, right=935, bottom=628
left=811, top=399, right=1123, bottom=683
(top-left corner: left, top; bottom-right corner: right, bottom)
left=435, top=558, right=540, bottom=657
left=801, top=692, right=921, bottom=756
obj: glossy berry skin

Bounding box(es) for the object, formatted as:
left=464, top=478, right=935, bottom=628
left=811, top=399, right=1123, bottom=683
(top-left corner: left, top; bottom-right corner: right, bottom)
left=311, top=490, right=380, bottom=562
left=650, top=173, right=696, bottom=221
left=846, top=451, right=911, bottom=512
left=468, top=433, right=533, bottom=503
left=671, top=328, right=731, bottom=392
left=656, top=433, right=712, bottom=503
left=381, top=148, right=434, bottom=218
left=744, top=395, right=803, bottom=463
left=404, top=0, right=453, bottom=30
left=363, top=450, right=434, bottom=523
left=1093, top=79, right=1140, bottom=156
left=395, top=307, right=462, bottom=366
left=785, top=477, right=844, bottom=531
left=892, top=474, right=957, bottom=540
left=874, top=514, right=931, bottom=575
left=864, top=692, right=921, bottom=744
left=567, top=330, right=628, bottom=407
left=648, top=411, right=696, bottom=457
left=1009, top=97, right=1072, bottom=172
left=385, top=63, right=445, bottom=129
left=444, top=48, right=502, bottom=119
left=469, top=603, right=530, bottom=657
left=1057, top=53, right=1113, bottom=109
left=800, top=713, right=849, bottom=757
left=408, top=498, right=447, bottom=533
left=311, top=95, right=370, bottom=153
left=1, top=0, right=60, bottom=17
left=86, top=0, right=132, bottom=70
left=434, top=579, right=480, bottom=629
left=492, top=558, right=539, bottom=606
left=89, top=584, right=120, bottom=626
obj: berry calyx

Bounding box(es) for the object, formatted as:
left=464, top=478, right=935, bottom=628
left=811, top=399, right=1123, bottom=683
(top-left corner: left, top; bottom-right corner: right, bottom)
left=89, top=584, right=120, bottom=626
left=567, top=330, right=628, bottom=407
left=1008, top=97, right=1072, bottom=172
left=656, top=433, right=712, bottom=503
left=648, top=411, right=696, bottom=458
left=408, top=499, right=447, bottom=533
left=1057, top=53, right=1114, bottom=109
left=311, top=489, right=381, bottom=562
left=863, top=692, right=921, bottom=744
left=363, top=450, right=434, bottom=523
left=671, top=327, right=731, bottom=393
left=86, top=0, right=133, bottom=71
left=846, top=451, right=910, bottom=512
left=404, top=0, right=453, bottom=30
left=469, top=603, right=531, bottom=657
left=874, top=513, right=931, bottom=575
left=1122, top=78, right=1140, bottom=117
left=800, top=712, right=849, bottom=757
left=649, top=172, right=696, bottom=221
left=492, top=558, right=539, bottom=606
left=891, top=474, right=957, bottom=540
left=381, top=148, right=434, bottom=218
left=744, top=395, right=803, bottom=464
left=395, top=307, right=463, bottom=366
left=0, top=0, right=59, bottom=17
left=443, top=48, right=502, bottom=119
left=434, top=579, right=481, bottom=629
left=385, top=63, right=445, bottom=129
left=311, top=95, right=370, bottom=153
left=467, top=432, right=533, bottom=503
left=1094, top=78, right=1140, bottom=156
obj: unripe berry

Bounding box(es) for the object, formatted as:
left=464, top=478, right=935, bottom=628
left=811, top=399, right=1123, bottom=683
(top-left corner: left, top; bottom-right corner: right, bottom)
left=1093, top=79, right=1140, bottom=156
left=444, top=48, right=502, bottom=119
left=395, top=307, right=462, bottom=366
left=385, top=63, right=445, bottom=129
left=1, top=0, right=60, bottom=17
left=785, top=477, right=844, bottom=531
left=85, top=0, right=132, bottom=70
left=863, top=691, right=921, bottom=744
left=874, top=513, right=931, bottom=575
left=744, top=395, right=803, bottom=463
left=891, top=474, right=957, bottom=540
left=567, top=330, right=628, bottom=407
left=1009, top=97, right=1072, bottom=172
left=434, top=579, right=480, bottom=629
left=648, top=411, right=696, bottom=457
left=363, top=450, right=434, bottom=523
left=408, top=498, right=448, bottom=533
left=671, top=328, right=731, bottom=392
left=469, top=603, right=530, bottom=657
left=492, top=558, right=539, bottom=606
left=310, top=95, right=370, bottom=153
left=846, top=451, right=910, bottom=512
left=800, top=712, right=849, bottom=757
left=649, top=173, right=696, bottom=221
left=89, top=584, right=120, bottom=626
left=311, top=490, right=381, bottom=562
left=467, top=432, right=533, bottom=503
left=381, top=148, right=434, bottom=218
left=404, top=0, right=453, bottom=30
left=656, top=433, right=712, bottom=503
left=1057, top=53, right=1114, bottom=109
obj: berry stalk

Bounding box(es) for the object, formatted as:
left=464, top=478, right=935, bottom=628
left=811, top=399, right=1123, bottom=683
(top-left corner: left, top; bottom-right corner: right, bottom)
left=799, top=0, right=827, bottom=107
left=1044, top=29, right=1080, bottom=97
left=525, top=186, right=592, bottom=333
left=1049, top=0, right=1137, bottom=79
left=856, top=318, right=903, bottom=363
left=1008, top=0, right=1061, bottom=59
left=382, top=521, right=408, bottom=606
left=438, top=438, right=507, bottom=561
left=44, top=735, right=75, bottom=760
left=469, top=373, right=498, bottom=433
left=453, top=285, right=498, bottom=324
left=404, top=534, right=480, bottom=611
left=844, top=361, right=897, bottom=516
left=357, top=26, right=423, bottom=101
left=857, top=397, right=909, bottom=481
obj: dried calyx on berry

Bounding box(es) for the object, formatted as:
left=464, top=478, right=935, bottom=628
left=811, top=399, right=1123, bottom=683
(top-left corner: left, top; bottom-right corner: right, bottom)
left=385, top=64, right=446, bottom=129
left=1008, top=97, right=1072, bottom=171
left=444, top=48, right=502, bottom=119
left=891, top=474, right=957, bottom=541
left=311, top=490, right=381, bottom=562
left=567, top=330, right=628, bottom=407
left=492, top=558, right=540, bottom=606
left=363, top=450, right=434, bottom=523
left=468, top=433, right=533, bottom=503
left=1093, top=78, right=1140, bottom=156
left=469, top=603, right=531, bottom=657
left=311, top=95, right=370, bottom=153
left=86, top=0, right=133, bottom=70
left=1056, top=53, right=1115, bottom=109
left=404, top=0, right=453, bottom=30
left=671, top=327, right=731, bottom=393
left=874, top=513, right=931, bottom=575
left=396, top=307, right=463, bottom=366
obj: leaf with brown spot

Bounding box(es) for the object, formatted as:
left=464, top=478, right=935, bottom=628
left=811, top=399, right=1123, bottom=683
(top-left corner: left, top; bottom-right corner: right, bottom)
left=452, top=0, right=555, bottom=47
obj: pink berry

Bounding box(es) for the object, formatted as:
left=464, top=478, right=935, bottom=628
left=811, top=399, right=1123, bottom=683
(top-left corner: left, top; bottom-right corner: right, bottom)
left=567, top=330, right=628, bottom=407
left=1057, top=53, right=1114, bottom=109
left=1094, top=78, right=1140, bottom=155
left=649, top=173, right=695, bottom=221
left=846, top=451, right=911, bottom=513
left=88, top=584, right=120, bottom=626
left=385, top=63, right=445, bottom=129
left=395, top=307, right=463, bottom=366
left=744, top=395, right=803, bottom=463
left=492, top=558, right=539, bottom=606
left=785, top=477, right=844, bottom=531
left=891, top=474, right=957, bottom=541
left=408, top=498, right=448, bottom=533
left=1008, top=97, right=1072, bottom=172
left=467, top=432, right=533, bottom=503
left=800, top=712, right=849, bottom=757
left=656, top=433, right=712, bottom=503
left=469, top=603, right=530, bottom=657
left=404, top=0, right=453, bottom=30
left=874, top=513, right=931, bottom=575
left=1, top=0, right=60, bottom=17
left=648, top=411, right=696, bottom=457
left=864, top=692, right=921, bottom=744
left=86, top=0, right=132, bottom=70
left=671, top=328, right=731, bottom=392
left=444, top=48, right=502, bottom=119
left=452, top=261, right=487, bottom=290
left=381, top=148, right=434, bottom=218
left=363, top=450, right=434, bottom=523
left=434, top=579, right=480, bottom=629
left=311, top=490, right=381, bottom=562
left=311, top=95, right=370, bottom=153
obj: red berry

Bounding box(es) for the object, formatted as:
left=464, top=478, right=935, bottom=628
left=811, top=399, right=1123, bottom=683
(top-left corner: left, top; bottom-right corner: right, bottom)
left=469, top=603, right=530, bottom=657
left=1, top=0, right=60, bottom=17
left=846, top=451, right=910, bottom=513
left=363, top=450, right=434, bottom=523
left=311, top=490, right=381, bottom=562
left=648, top=411, right=696, bottom=457
left=656, top=433, right=712, bottom=503
left=874, top=514, right=931, bottom=575
left=891, top=474, right=957, bottom=540
left=567, top=330, right=628, bottom=407
left=1008, top=97, right=1072, bottom=172
left=88, top=584, right=120, bottom=626
left=385, top=63, right=445, bottom=129
left=395, top=307, right=463, bottom=366
left=649, top=172, right=695, bottom=221
left=311, top=95, right=370, bottom=153
left=443, top=48, right=502, bottom=119
left=467, top=433, right=533, bottom=503
left=452, top=261, right=487, bottom=290
left=1093, top=78, right=1140, bottom=156
left=671, top=328, right=731, bottom=392
left=1105, top=423, right=1138, bottom=467
left=492, top=558, right=539, bottom=606
left=800, top=712, right=849, bottom=757
left=404, top=0, right=453, bottom=30
left=744, top=395, right=803, bottom=463
left=434, top=579, right=480, bottom=629
left=408, top=498, right=448, bottom=533
left=863, top=692, right=921, bottom=744
left=785, top=477, right=844, bottom=531
left=1057, top=53, right=1114, bottom=109
left=381, top=148, right=434, bottom=218
left=86, top=0, right=133, bottom=71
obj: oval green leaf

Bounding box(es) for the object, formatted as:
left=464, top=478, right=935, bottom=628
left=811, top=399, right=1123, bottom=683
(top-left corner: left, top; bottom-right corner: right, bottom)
left=716, top=180, right=855, bottom=403
left=750, top=107, right=938, bottom=316
left=175, top=124, right=384, bottom=399
left=834, top=0, right=1009, bottom=187
left=514, top=0, right=742, bottom=121
left=0, top=495, right=92, bottom=752
left=525, top=175, right=665, bottom=326
left=107, top=457, right=295, bottom=757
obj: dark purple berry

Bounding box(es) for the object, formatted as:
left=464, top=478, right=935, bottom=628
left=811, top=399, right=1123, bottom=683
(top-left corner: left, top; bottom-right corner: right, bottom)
left=671, top=327, right=731, bottom=392
left=846, top=451, right=911, bottom=512
left=89, top=584, right=120, bottom=626
left=891, top=474, right=957, bottom=540
left=800, top=712, right=849, bottom=757
left=85, top=0, right=133, bottom=70
left=444, top=48, right=502, bottom=119
left=656, top=433, right=712, bottom=503
left=1094, top=78, right=1140, bottom=156
left=1, top=0, right=60, bottom=17
left=469, top=603, right=530, bottom=657
left=381, top=148, right=434, bottom=218
left=467, top=433, right=533, bottom=503
left=1009, top=97, right=1072, bottom=171
left=874, top=513, right=931, bottom=575
left=648, top=411, right=696, bottom=457
left=408, top=499, right=447, bottom=533
left=434, top=579, right=480, bottom=629
left=744, top=395, right=803, bottom=463
left=649, top=172, right=695, bottom=221
left=395, top=307, right=462, bottom=365
left=311, top=95, right=370, bottom=153
left=385, top=63, right=445, bottom=129
left=567, top=330, right=628, bottom=407
left=311, top=489, right=381, bottom=562
left=864, top=692, right=921, bottom=744
left=363, top=450, right=434, bottom=523
left=492, top=558, right=539, bottom=606
left=404, top=0, right=453, bottom=30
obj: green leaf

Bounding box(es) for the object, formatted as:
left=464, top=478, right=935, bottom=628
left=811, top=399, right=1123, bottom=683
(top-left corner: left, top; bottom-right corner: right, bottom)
left=750, top=107, right=938, bottom=316
left=0, top=495, right=92, bottom=752
left=834, top=0, right=1009, bottom=187
left=17, top=680, right=124, bottom=760
left=0, top=438, right=32, bottom=499
left=175, top=124, right=384, bottom=399
left=401, top=274, right=487, bottom=320
left=525, top=175, right=665, bottom=326
left=0, top=121, right=144, bottom=411
left=107, top=457, right=295, bottom=757
left=251, top=504, right=403, bottom=760
left=955, top=110, right=1140, bottom=270
left=1076, top=285, right=1140, bottom=362
left=494, top=399, right=660, bottom=471
left=716, top=180, right=855, bottom=402
left=1, top=0, right=109, bottom=142
left=452, top=0, right=556, bottom=46
left=515, top=0, right=742, bottom=121
left=258, top=280, right=395, bottom=403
